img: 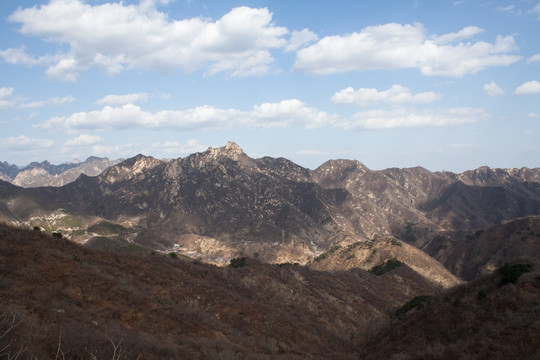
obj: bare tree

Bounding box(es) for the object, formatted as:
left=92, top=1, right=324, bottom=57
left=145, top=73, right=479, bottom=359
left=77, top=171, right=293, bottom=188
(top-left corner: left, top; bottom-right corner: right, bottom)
left=0, top=313, right=26, bottom=360
left=106, top=335, right=126, bottom=360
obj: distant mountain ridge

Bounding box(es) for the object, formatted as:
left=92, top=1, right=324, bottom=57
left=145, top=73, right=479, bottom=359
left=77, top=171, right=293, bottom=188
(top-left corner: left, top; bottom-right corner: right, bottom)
left=1, top=142, right=540, bottom=278
left=0, top=156, right=121, bottom=187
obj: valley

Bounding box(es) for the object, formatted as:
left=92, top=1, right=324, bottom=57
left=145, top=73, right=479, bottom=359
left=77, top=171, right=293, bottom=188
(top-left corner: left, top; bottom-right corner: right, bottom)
left=1, top=142, right=540, bottom=358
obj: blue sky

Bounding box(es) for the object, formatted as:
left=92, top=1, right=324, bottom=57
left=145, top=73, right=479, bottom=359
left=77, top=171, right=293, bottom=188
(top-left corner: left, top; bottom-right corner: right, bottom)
left=1, top=0, right=539, bottom=171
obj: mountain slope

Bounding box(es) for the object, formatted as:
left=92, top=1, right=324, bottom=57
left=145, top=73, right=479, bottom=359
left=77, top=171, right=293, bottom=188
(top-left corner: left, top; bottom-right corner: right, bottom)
left=425, top=215, right=540, bottom=280
left=310, top=236, right=462, bottom=288
left=358, top=258, right=540, bottom=359
left=1, top=142, right=540, bottom=269
left=0, top=223, right=442, bottom=359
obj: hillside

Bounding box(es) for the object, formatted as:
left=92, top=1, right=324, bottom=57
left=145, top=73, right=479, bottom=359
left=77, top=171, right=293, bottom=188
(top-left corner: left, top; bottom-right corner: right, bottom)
left=1, top=142, right=540, bottom=271
left=359, top=258, right=540, bottom=359
left=424, top=215, right=540, bottom=280
left=0, top=223, right=439, bottom=359
left=309, top=236, right=461, bottom=289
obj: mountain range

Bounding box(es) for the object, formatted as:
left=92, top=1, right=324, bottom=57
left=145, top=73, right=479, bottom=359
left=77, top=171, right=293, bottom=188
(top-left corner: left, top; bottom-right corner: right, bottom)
left=2, top=142, right=540, bottom=357
left=1, top=142, right=540, bottom=274
left=0, top=156, right=121, bottom=188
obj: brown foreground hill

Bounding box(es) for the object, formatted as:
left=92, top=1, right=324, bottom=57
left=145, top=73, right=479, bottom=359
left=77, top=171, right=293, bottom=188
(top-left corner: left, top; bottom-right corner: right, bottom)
left=2, top=224, right=540, bottom=359
left=359, top=258, right=540, bottom=360
left=424, top=215, right=540, bottom=280
left=0, top=223, right=438, bottom=359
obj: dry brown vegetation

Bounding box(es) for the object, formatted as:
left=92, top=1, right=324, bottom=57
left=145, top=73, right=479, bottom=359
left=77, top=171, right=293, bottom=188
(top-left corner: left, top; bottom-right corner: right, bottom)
left=358, top=258, right=540, bottom=360
left=0, top=223, right=438, bottom=359
left=3, top=223, right=540, bottom=359
left=426, top=215, right=540, bottom=280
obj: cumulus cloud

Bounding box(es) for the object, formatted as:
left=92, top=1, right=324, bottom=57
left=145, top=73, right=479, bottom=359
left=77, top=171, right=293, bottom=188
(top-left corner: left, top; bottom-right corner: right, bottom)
left=294, top=23, right=520, bottom=77
left=514, top=81, right=540, bottom=95
left=497, top=5, right=515, bottom=12
left=19, top=95, right=75, bottom=109
left=483, top=82, right=504, bottom=96
left=0, top=87, right=14, bottom=98
left=7, top=2, right=290, bottom=80
left=145, top=139, right=208, bottom=158
left=331, top=85, right=442, bottom=106
left=284, top=29, right=318, bottom=52
left=0, top=87, right=16, bottom=108
left=0, top=46, right=55, bottom=67
left=431, top=26, right=483, bottom=45
left=527, top=54, right=540, bottom=63
left=64, top=134, right=104, bottom=147
left=0, top=135, right=54, bottom=152
left=37, top=99, right=338, bottom=131
left=532, top=3, right=540, bottom=19
left=96, top=93, right=149, bottom=106
left=496, top=5, right=521, bottom=15
left=335, top=107, right=486, bottom=130
left=90, top=142, right=136, bottom=158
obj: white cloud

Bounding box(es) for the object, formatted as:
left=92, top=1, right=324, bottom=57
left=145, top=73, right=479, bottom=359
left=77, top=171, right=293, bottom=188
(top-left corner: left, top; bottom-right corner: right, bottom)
left=496, top=5, right=521, bottom=15
left=96, top=93, right=149, bottom=106
left=331, top=85, right=442, bottom=106
left=19, top=95, right=75, bottom=109
left=91, top=142, right=136, bottom=158
left=0, top=87, right=16, bottom=108
left=514, top=81, right=540, bottom=95
left=285, top=29, right=318, bottom=52
left=497, top=5, right=515, bottom=12
left=431, top=26, right=483, bottom=45
left=527, top=54, right=540, bottom=63
left=0, top=135, right=54, bottom=152
left=145, top=139, right=207, bottom=157
left=38, top=99, right=338, bottom=131
left=0, top=87, right=14, bottom=98
left=294, top=23, right=520, bottom=77
left=336, top=107, right=486, bottom=130
left=8, top=2, right=289, bottom=80
left=532, top=3, right=540, bottom=19
left=64, top=134, right=104, bottom=147
left=0, top=46, right=54, bottom=66
left=483, top=82, right=503, bottom=96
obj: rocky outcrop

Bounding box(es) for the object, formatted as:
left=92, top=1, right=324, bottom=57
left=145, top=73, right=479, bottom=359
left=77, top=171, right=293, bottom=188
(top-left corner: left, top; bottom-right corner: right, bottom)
left=2, top=143, right=540, bottom=270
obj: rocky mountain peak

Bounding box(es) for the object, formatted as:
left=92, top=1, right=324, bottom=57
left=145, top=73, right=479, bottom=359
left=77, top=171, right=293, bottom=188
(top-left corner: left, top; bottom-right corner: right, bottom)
left=205, top=141, right=246, bottom=161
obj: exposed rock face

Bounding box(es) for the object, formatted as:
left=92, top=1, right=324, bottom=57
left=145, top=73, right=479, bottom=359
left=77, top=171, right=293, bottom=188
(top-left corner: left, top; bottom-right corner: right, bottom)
left=0, top=157, right=120, bottom=188
left=2, top=142, right=540, bottom=269
left=310, top=237, right=462, bottom=289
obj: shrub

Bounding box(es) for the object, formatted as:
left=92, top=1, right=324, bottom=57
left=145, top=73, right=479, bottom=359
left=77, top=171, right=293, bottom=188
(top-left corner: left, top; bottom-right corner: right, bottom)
left=52, top=232, right=63, bottom=239
left=395, top=295, right=431, bottom=318
left=370, top=257, right=403, bottom=276
left=477, top=289, right=487, bottom=300
left=404, top=221, right=417, bottom=243
left=229, top=257, right=246, bottom=268
left=168, top=252, right=178, bottom=259
left=314, top=245, right=342, bottom=262
left=498, top=263, right=533, bottom=286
